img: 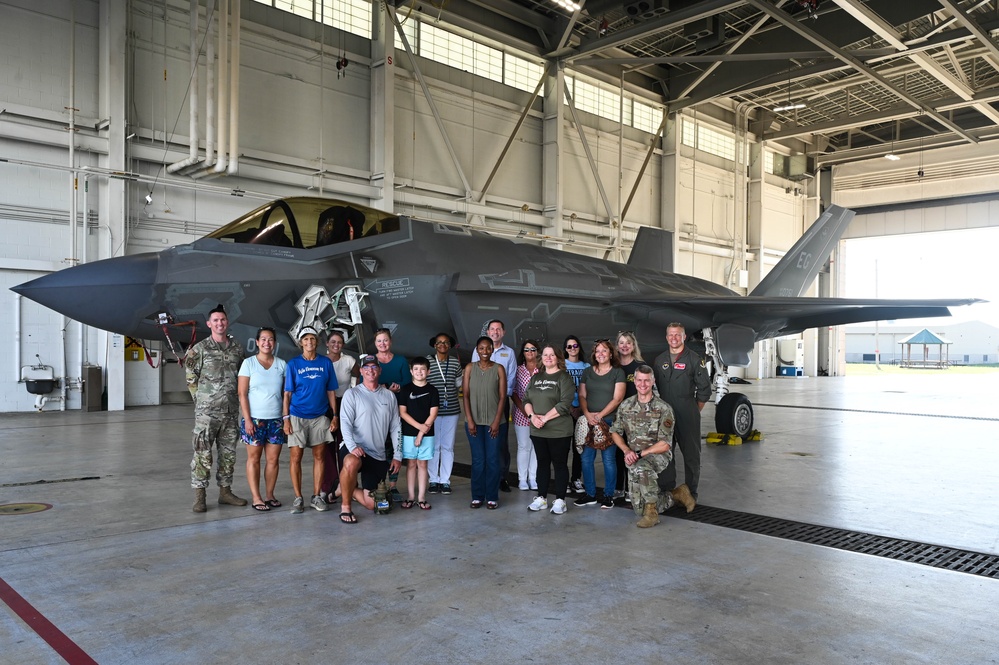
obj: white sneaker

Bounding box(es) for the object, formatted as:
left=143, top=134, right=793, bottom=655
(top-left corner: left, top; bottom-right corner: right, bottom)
left=518, top=482, right=530, bottom=491
left=550, top=498, right=567, bottom=515
left=527, top=496, right=547, bottom=512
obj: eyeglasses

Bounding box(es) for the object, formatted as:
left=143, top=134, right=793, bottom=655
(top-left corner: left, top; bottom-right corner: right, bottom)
left=435, top=340, right=451, bottom=346
left=374, top=327, right=391, bottom=336
left=565, top=343, right=579, bottom=349
left=523, top=347, right=538, bottom=352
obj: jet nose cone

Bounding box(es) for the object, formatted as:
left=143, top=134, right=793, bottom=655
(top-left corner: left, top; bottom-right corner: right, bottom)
left=12, top=253, right=160, bottom=334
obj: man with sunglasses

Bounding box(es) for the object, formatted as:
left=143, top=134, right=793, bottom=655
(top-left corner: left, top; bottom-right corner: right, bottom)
left=652, top=323, right=711, bottom=500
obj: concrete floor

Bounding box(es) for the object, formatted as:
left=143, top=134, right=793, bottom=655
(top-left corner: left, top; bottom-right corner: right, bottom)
left=2, top=372, right=998, bottom=664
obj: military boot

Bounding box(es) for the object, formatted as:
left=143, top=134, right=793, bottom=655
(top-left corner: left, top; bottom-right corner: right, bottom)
left=670, top=484, right=696, bottom=514
left=218, top=486, right=248, bottom=506
left=636, top=503, right=660, bottom=528
left=193, top=488, right=207, bottom=513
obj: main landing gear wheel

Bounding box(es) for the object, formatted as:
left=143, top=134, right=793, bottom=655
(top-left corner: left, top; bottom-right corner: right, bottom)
left=714, top=393, right=754, bottom=437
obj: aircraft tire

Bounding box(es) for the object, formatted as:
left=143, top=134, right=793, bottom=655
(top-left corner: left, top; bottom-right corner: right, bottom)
left=714, top=393, right=754, bottom=437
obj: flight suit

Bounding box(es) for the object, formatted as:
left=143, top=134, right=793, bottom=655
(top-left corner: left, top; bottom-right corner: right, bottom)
left=652, top=345, right=711, bottom=497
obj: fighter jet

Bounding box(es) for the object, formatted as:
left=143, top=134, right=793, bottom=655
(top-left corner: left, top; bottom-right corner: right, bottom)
left=12, top=196, right=980, bottom=435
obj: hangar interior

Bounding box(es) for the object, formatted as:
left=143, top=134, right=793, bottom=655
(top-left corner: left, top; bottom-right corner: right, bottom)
left=2, top=0, right=998, bottom=412
left=3, top=2, right=999, bottom=663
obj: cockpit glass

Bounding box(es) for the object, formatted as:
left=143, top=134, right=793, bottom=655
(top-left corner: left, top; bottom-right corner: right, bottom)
left=206, top=197, right=401, bottom=249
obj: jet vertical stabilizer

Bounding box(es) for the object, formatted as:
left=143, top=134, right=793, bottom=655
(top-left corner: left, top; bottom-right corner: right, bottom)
left=749, top=205, right=855, bottom=298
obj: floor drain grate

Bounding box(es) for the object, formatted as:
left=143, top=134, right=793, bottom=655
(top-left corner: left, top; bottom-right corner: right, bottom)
left=675, top=505, right=999, bottom=579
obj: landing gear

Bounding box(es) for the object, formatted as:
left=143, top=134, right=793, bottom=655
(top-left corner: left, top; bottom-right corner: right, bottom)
left=702, top=327, right=756, bottom=436
left=714, top=393, right=754, bottom=438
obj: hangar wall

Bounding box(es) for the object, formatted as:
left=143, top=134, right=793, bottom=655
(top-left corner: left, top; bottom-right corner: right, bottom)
left=0, top=0, right=834, bottom=411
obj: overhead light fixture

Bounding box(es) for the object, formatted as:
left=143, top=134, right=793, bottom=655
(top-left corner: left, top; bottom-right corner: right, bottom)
left=144, top=192, right=153, bottom=205
left=774, top=102, right=806, bottom=112
left=773, top=61, right=806, bottom=114
left=552, top=0, right=581, bottom=12
left=885, top=126, right=900, bottom=160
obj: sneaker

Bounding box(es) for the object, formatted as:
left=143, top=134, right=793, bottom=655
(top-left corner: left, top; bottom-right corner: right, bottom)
left=291, top=496, right=304, bottom=514
left=527, top=496, right=547, bottom=512
left=572, top=479, right=585, bottom=494
left=428, top=482, right=440, bottom=494
left=440, top=483, right=452, bottom=495
left=550, top=498, right=567, bottom=515
left=389, top=487, right=404, bottom=503
left=574, top=494, right=598, bottom=506
left=613, top=489, right=626, bottom=499
left=600, top=495, right=614, bottom=509
left=518, top=482, right=530, bottom=491
left=311, top=495, right=329, bottom=512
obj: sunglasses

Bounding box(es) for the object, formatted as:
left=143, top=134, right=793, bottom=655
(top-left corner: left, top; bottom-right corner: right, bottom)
left=435, top=340, right=451, bottom=345
left=523, top=347, right=538, bottom=352
left=565, top=343, right=579, bottom=349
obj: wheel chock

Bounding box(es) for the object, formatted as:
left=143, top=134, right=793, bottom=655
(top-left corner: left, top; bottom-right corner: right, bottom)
left=744, top=430, right=763, bottom=442
left=706, top=432, right=743, bottom=445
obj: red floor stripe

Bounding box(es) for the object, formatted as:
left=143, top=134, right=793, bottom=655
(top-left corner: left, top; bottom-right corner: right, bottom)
left=0, top=575, right=98, bottom=665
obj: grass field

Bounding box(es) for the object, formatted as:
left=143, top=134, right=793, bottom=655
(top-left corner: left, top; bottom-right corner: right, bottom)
left=846, top=363, right=999, bottom=376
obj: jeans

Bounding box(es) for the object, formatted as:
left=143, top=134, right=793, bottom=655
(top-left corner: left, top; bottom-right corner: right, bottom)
left=466, top=423, right=501, bottom=502
left=430, top=414, right=458, bottom=484
left=581, top=445, right=617, bottom=499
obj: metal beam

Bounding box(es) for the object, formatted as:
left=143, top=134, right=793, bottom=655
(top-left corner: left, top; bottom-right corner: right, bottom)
left=744, top=0, right=979, bottom=143
left=556, top=0, right=742, bottom=60
left=563, top=86, right=616, bottom=224
left=388, top=5, right=473, bottom=196
left=936, top=0, right=999, bottom=64
left=573, top=49, right=896, bottom=65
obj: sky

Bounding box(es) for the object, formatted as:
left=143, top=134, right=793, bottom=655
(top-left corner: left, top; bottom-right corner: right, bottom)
left=843, top=226, right=998, bottom=329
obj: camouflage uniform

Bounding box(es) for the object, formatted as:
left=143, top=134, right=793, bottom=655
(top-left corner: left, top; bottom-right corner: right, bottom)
left=186, top=335, right=244, bottom=489
left=610, top=394, right=676, bottom=515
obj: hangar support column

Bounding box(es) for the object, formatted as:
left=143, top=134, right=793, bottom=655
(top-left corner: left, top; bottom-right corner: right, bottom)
left=542, top=61, right=564, bottom=241
left=99, top=0, right=128, bottom=411
left=370, top=3, right=395, bottom=212
left=746, top=140, right=768, bottom=379
left=660, top=112, right=679, bottom=265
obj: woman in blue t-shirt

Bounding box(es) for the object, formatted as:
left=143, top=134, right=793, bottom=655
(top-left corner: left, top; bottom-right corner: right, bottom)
left=237, top=327, right=288, bottom=511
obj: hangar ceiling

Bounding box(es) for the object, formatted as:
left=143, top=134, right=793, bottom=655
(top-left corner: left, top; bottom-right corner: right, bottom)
left=409, top=0, right=999, bottom=165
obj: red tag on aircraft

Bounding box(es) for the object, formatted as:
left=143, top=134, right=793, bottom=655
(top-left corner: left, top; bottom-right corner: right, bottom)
left=674, top=362, right=686, bottom=370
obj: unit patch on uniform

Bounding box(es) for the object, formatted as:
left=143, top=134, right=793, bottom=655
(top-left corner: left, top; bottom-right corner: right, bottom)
left=674, top=362, right=686, bottom=370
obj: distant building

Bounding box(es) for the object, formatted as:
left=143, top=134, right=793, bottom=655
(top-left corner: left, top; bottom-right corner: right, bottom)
left=845, top=321, right=999, bottom=365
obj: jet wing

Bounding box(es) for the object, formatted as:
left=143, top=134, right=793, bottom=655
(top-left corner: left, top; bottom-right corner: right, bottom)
left=657, top=296, right=985, bottom=338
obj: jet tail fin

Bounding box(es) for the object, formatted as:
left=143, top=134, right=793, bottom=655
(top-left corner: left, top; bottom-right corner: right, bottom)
left=628, top=226, right=673, bottom=273
left=749, top=204, right=855, bottom=298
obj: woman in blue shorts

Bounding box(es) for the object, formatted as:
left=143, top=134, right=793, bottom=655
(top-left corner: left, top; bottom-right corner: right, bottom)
left=238, top=327, right=288, bottom=511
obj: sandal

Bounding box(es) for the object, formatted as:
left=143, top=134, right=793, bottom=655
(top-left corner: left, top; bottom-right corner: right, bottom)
left=264, top=498, right=282, bottom=508
left=251, top=503, right=270, bottom=512
left=400, top=499, right=415, bottom=509
left=470, top=500, right=483, bottom=509
left=417, top=501, right=431, bottom=510
left=339, top=511, right=358, bottom=524
left=486, top=501, right=498, bottom=509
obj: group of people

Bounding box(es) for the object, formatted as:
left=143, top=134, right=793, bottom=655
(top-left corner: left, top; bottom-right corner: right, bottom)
left=185, top=307, right=708, bottom=528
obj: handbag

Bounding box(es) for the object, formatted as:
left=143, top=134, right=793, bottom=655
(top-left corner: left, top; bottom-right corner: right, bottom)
left=575, top=416, right=614, bottom=452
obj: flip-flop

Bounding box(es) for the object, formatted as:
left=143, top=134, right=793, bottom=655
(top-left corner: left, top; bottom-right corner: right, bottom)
left=418, top=501, right=432, bottom=510
left=252, top=503, right=270, bottom=512
left=400, top=500, right=415, bottom=509
left=339, top=511, right=358, bottom=524
left=264, top=499, right=282, bottom=508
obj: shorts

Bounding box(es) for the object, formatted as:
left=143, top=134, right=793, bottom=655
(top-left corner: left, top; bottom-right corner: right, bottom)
left=402, top=435, right=435, bottom=461
left=240, top=417, right=287, bottom=446
left=338, top=445, right=390, bottom=492
left=287, top=415, right=332, bottom=448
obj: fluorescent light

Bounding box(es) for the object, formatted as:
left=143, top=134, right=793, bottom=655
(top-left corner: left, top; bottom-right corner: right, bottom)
left=884, top=153, right=901, bottom=161
left=774, top=102, right=806, bottom=112
left=553, top=0, right=581, bottom=11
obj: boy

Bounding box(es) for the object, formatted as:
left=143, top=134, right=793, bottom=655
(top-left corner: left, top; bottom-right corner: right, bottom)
left=397, top=358, right=440, bottom=509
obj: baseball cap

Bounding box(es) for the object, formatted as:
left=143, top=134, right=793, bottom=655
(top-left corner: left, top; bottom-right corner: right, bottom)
left=359, top=354, right=379, bottom=367
left=297, top=326, right=319, bottom=341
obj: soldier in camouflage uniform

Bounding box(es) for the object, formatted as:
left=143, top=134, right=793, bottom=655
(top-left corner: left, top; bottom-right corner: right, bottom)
left=610, top=365, right=696, bottom=527
left=186, top=304, right=247, bottom=512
